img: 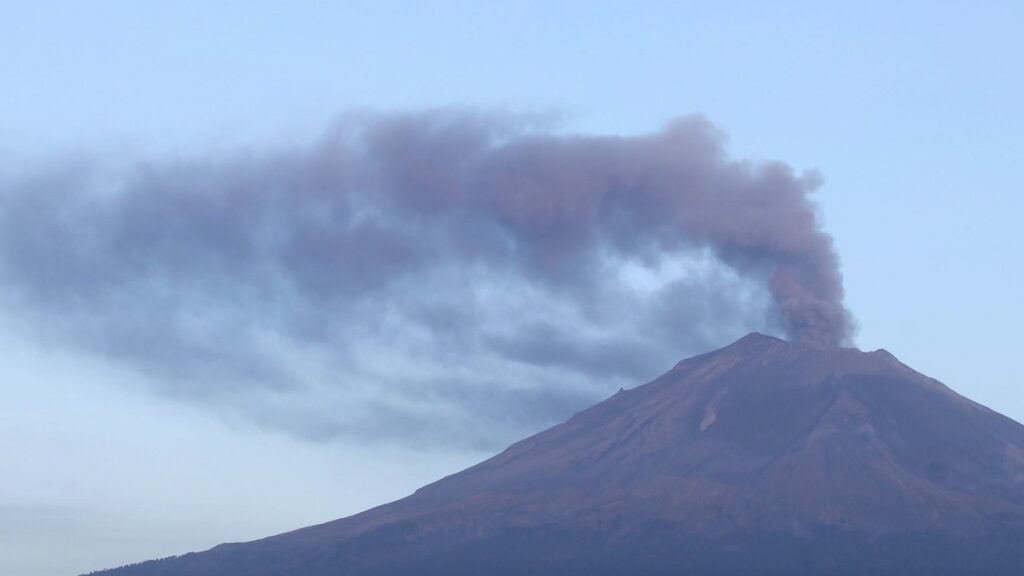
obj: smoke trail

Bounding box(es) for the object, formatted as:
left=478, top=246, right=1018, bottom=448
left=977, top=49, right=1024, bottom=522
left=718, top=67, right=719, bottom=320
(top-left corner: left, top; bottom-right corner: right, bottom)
left=351, top=112, right=851, bottom=345
left=0, top=111, right=853, bottom=446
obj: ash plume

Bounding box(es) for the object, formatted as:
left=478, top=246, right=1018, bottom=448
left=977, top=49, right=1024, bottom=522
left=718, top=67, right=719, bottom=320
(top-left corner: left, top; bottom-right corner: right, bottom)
left=0, top=111, right=854, bottom=446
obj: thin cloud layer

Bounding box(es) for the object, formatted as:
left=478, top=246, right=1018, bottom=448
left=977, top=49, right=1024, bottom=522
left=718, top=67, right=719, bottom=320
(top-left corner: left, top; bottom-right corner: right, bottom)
left=0, top=111, right=853, bottom=448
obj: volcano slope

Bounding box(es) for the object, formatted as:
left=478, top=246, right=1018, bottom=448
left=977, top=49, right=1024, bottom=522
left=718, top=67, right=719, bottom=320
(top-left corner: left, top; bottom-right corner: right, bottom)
left=91, top=333, right=1024, bottom=575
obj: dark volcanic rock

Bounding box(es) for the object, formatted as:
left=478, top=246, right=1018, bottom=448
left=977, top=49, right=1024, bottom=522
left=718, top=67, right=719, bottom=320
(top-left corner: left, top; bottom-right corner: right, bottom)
left=90, top=333, right=1024, bottom=575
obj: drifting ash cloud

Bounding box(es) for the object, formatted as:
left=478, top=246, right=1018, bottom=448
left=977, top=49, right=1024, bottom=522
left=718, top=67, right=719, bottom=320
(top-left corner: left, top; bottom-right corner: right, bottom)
left=0, top=111, right=853, bottom=448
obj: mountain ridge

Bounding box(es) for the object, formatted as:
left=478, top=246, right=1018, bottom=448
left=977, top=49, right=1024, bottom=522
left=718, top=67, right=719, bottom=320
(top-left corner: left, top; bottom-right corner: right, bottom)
left=89, top=333, right=1024, bottom=575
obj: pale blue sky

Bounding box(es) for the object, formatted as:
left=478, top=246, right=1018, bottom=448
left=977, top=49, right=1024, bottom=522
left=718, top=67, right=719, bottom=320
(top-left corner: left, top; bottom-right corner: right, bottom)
left=2, top=2, right=1022, bottom=575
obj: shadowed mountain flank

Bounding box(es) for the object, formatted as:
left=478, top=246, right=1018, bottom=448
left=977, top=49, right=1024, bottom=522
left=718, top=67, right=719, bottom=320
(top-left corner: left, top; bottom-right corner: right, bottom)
left=89, top=333, right=1024, bottom=575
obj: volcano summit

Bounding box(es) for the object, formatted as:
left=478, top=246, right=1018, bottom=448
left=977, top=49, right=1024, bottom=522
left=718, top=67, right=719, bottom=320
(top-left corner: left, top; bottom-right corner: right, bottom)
left=91, top=333, right=1024, bottom=575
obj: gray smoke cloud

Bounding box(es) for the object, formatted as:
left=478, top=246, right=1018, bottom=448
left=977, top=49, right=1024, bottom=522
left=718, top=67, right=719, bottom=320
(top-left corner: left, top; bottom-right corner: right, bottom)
left=0, top=111, right=853, bottom=448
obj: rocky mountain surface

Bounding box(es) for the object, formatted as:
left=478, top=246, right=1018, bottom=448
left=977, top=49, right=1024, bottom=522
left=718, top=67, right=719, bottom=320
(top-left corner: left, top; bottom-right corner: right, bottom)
left=90, top=333, right=1024, bottom=575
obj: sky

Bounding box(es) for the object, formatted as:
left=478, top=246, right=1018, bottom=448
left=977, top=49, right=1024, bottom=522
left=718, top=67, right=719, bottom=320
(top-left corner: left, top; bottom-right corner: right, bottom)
left=2, top=2, right=1022, bottom=575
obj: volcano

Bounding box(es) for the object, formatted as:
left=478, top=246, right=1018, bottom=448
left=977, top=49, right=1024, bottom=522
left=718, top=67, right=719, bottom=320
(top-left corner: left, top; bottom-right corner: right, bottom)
left=90, top=333, right=1024, bottom=575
